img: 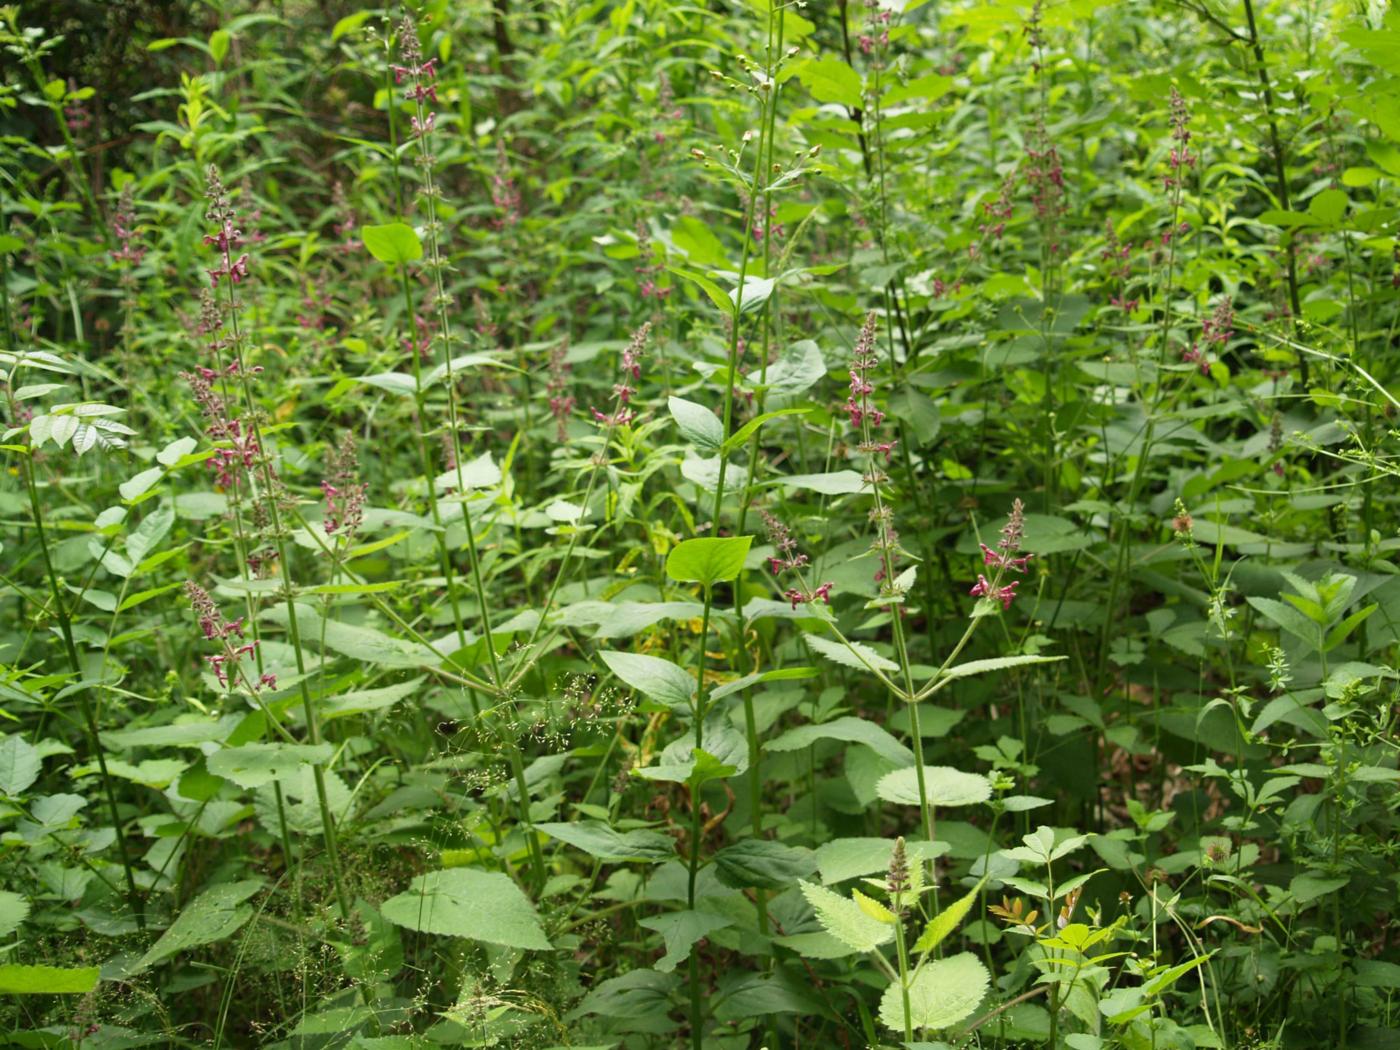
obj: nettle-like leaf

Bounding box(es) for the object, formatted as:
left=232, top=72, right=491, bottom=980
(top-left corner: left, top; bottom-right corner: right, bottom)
left=911, top=879, right=985, bottom=955
left=128, top=879, right=264, bottom=975
left=803, top=632, right=899, bottom=673
left=380, top=869, right=551, bottom=950
left=879, top=952, right=990, bottom=1033
left=875, top=766, right=992, bottom=807
left=799, top=880, right=894, bottom=953
left=635, top=725, right=749, bottom=786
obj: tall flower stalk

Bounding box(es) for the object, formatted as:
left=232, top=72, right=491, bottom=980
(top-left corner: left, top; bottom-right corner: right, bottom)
left=199, top=166, right=352, bottom=922
left=396, top=16, right=502, bottom=687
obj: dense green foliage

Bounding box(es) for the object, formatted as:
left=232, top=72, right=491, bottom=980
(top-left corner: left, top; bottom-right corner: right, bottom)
left=3, top=0, right=1400, bottom=1046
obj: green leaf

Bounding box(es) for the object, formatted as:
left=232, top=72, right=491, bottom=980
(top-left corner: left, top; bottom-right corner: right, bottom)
left=208, top=29, right=231, bottom=65
left=773, top=470, right=866, bottom=495
left=941, top=654, right=1067, bottom=680
left=888, top=386, right=941, bottom=446
left=599, top=651, right=695, bottom=710
left=262, top=603, right=442, bottom=668
left=380, top=869, right=551, bottom=950
left=911, top=879, right=985, bottom=955
left=798, top=880, right=893, bottom=952
left=638, top=910, right=733, bottom=973
left=876, top=766, right=992, bottom=807
left=207, top=743, right=334, bottom=788
left=766, top=715, right=914, bottom=766
left=668, top=396, right=724, bottom=453
left=128, top=880, right=264, bottom=975
left=668, top=266, right=732, bottom=313
left=0, top=735, right=41, bottom=796
left=361, top=223, right=424, bottom=265
left=713, top=839, right=817, bottom=889
left=0, top=891, right=30, bottom=938
left=666, top=535, right=753, bottom=587
left=0, top=964, right=100, bottom=995
left=635, top=726, right=748, bottom=786
left=803, top=633, right=899, bottom=674
left=535, top=820, right=675, bottom=862
left=722, top=407, right=811, bottom=453
left=813, top=838, right=947, bottom=885
left=792, top=57, right=863, bottom=109
left=757, top=340, right=826, bottom=397
left=1308, top=188, right=1348, bottom=225
left=879, top=952, right=989, bottom=1032
left=331, top=10, right=372, bottom=40
left=119, top=465, right=164, bottom=502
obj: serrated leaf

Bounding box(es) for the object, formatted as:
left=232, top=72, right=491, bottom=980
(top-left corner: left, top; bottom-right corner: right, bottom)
left=876, top=766, right=991, bottom=807
left=803, top=633, right=899, bottom=673
left=766, top=715, right=913, bottom=766
left=879, top=952, right=989, bottom=1032
left=912, top=879, right=985, bottom=954
left=798, top=880, right=894, bottom=952
left=128, top=880, right=264, bottom=975
left=536, top=820, right=674, bottom=862
left=381, top=869, right=550, bottom=950
left=0, top=735, right=41, bottom=796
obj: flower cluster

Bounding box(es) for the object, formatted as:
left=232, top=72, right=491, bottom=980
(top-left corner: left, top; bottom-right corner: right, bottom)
left=592, top=323, right=651, bottom=427
left=650, top=71, right=684, bottom=144
left=969, top=498, right=1029, bottom=610
left=110, top=184, right=146, bottom=267
left=546, top=338, right=575, bottom=441
left=1163, top=87, right=1195, bottom=191
left=393, top=18, right=438, bottom=103
left=321, top=432, right=367, bottom=539
left=844, top=311, right=883, bottom=429
left=185, top=582, right=271, bottom=689
left=760, top=509, right=834, bottom=611
left=182, top=363, right=264, bottom=489
left=492, top=141, right=521, bottom=229
left=203, top=167, right=252, bottom=288
left=859, top=0, right=891, bottom=54
left=1183, top=299, right=1232, bottom=375
left=635, top=220, right=671, bottom=300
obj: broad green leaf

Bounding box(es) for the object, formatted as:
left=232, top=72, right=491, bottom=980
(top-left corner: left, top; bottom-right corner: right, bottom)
left=0, top=964, right=100, bottom=994
left=361, top=222, right=423, bottom=264
left=766, top=715, right=914, bottom=766
left=1309, top=188, right=1348, bottom=225
left=262, top=603, right=442, bottom=668
left=0, top=735, right=41, bottom=796
left=380, top=869, right=551, bottom=950
left=879, top=952, right=989, bottom=1032
left=207, top=743, right=334, bottom=788
left=792, top=57, right=863, bottom=109
left=876, top=766, right=991, bottom=807
left=713, top=839, right=817, bottom=889
left=208, top=29, right=231, bottom=64
left=599, top=651, right=695, bottom=710
left=773, top=470, right=866, bottom=495
left=756, top=340, right=826, bottom=397
left=128, top=880, right=264, bottom=975
left=668, top=396, right=724, bottom=452
left=535, top=820, right=674, bottom=862
left=798, top=880, right=893, bottom=952
left=814, top=838, right=947, bottom=885
left=638, top=910, right=733, bottom=973
left=666, top=535, right=753, bottom=587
